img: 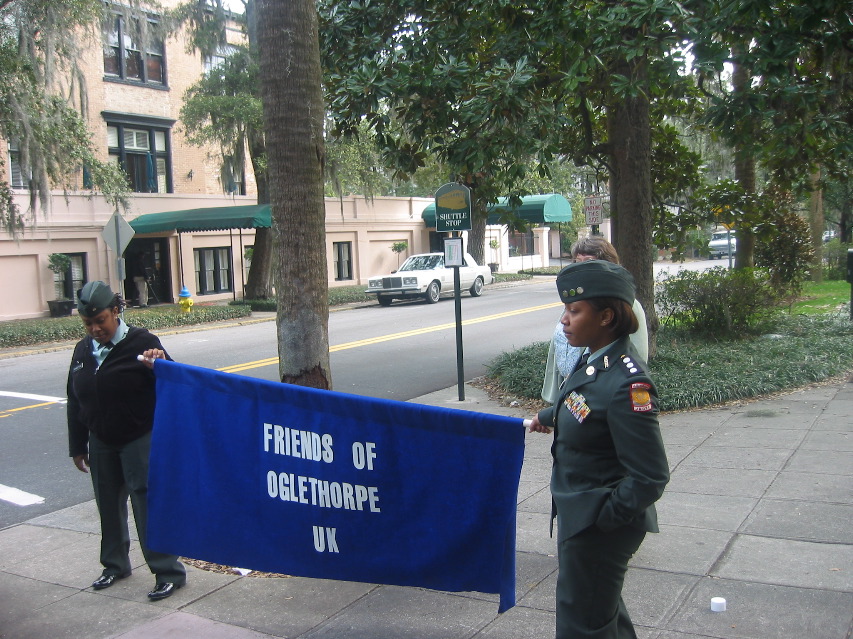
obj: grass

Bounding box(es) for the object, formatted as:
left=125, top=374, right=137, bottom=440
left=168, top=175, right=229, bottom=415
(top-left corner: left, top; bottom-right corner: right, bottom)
left=487, top=279, right=853, bottom=412
left=0, top=304, right=252, bottom=348
left=788, top=280, right=850, bottom=314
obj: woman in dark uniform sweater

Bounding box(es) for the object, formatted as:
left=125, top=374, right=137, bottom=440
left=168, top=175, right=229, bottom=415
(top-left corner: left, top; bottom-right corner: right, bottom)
left=528, top=260, right=669, bottom=638
left=67, top=281, right=185, bottom=601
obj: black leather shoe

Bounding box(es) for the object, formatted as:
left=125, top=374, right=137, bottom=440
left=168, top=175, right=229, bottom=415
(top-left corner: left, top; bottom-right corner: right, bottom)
left=147, top=582, right=181, bottom=600
left=91, top=573, right=129, bottom=590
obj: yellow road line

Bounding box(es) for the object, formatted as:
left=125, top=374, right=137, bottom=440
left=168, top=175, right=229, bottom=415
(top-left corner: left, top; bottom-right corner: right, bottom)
left=1, top=302, right=561, bottom=413
left=217, top=302, right=561, bottom=374
left=0, top=401, right=60, bottom=418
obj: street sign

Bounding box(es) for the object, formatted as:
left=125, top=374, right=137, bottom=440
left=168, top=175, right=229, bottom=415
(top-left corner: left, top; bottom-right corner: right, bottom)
left=102, top=211, right=135, bottom=255
left=434, top=183, right=472, bottom=232
left=583, top=196, right=603, bottom=226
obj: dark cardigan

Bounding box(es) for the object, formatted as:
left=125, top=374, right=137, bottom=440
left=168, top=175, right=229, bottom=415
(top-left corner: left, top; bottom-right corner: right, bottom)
left=67, top=326, right=169, bottom=456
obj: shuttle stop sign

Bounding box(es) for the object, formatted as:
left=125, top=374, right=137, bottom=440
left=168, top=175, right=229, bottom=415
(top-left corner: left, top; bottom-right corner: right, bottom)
left=102, top=211, right=135, bottom=255
left=435, top=183, right=472, bottom=232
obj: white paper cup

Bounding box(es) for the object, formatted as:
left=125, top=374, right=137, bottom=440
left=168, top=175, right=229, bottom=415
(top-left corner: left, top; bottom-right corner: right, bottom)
left=711, top=597, right=727, bottom=612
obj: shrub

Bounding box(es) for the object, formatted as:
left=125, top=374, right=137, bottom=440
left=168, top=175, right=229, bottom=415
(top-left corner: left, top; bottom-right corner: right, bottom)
left=233, top=286, right=374, bottom=311
left=494, top=272, right=535, bottom=283
left=0, top=304, right=252, bottom=348
left=328, top=286, right=373, bottom=305
left=486, top=341, right=550, bottom=399
left=823, top=238, right=852, bottom=280
left=47, top=253, right=71, bottom=275
left=754, top=211, right=814, bottom=298
left=656, top=267, right=780, bottom=338
left=650, top=312, right=853, bottom=411
left=124, top=305, right=252, bottom=331
left=231, top=298, right=276, bottom=312
left=484, top=313, right=853, bottom=412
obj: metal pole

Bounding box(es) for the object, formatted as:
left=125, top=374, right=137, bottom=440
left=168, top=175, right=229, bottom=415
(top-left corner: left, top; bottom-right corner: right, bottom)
left=114, top=216, right=125, bottom=319
left=727, top=228, right=734, bottom=269
left=453, top=263, right=464, bottom=401
left=239, top=228, right=246, bottom=299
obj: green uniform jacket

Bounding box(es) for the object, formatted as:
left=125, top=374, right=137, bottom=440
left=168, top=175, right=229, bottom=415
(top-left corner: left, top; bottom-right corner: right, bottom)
left=537, top=336, right=669, bottom=542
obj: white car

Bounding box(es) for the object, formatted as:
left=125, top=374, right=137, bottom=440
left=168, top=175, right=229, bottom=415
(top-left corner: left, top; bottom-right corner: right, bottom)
left=366, top=252, right=495, bottom=306
left=708, top=230, right=736, bottom=259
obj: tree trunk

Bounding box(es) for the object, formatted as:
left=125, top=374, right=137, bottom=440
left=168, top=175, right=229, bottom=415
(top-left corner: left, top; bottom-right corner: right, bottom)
left=244, top=132, right=273, bottom=299
left=809, top=170, right=824, bottom=283
left=468, top=209, right=486, bottom=266
left=731, top=48, right=756, bottom=269
left=258, top=0, right=331, bottom=389
left=607, top=57, right=658, bottom=357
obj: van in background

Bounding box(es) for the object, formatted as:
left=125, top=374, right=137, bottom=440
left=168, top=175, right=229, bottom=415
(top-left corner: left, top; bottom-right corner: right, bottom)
left=708, top=229, right=736, bottom=259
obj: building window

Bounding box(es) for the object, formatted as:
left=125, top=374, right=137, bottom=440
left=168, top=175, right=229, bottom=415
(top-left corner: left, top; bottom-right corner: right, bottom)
left=106, top=123, right=171, bottom=193
left=508, top=228, right=535, bottom=256
left=221, top=158, right=246, bottom=195
left=104, top=15, right=166, bottom=85
left=53, top=253, right=87, bottom=300
left=333, top=242, right=353, bottom=281
left=194, top=247, right=232, bottom=294
left=8, top=141, right=28, bottom=189
left=203, top=44, right=237, bottom=72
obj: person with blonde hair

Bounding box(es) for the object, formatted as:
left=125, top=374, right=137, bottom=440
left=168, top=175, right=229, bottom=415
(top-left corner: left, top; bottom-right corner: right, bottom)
left=541, top=236, right=648, bottom=403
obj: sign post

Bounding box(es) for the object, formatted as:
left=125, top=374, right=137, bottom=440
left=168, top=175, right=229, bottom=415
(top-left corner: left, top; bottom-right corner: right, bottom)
left=434, top=184, right=472, bottom=401
left=102, top=211, right=135, bottom=304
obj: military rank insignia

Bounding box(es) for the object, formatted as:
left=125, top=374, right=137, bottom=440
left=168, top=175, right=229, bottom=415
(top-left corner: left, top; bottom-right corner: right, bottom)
left=564, top=391, right=591, bottom=423
left=630, top=382, right=653, bottom=412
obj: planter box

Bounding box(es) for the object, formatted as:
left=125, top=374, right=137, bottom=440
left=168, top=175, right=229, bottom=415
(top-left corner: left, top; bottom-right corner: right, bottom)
left=47, top=299, right=74, bottom=317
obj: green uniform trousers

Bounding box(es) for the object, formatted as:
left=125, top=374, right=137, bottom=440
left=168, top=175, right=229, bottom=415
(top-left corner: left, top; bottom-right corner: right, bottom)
left=89, top=432, right=185, bottom=585
left=556, top=524, right=645, bottom=639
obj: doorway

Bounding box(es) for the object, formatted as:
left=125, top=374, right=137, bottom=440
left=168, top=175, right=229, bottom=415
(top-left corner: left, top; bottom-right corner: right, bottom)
left=125, top=238, right=172, bottom=306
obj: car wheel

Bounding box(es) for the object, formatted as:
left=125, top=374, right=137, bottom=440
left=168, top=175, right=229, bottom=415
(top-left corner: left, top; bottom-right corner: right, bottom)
left=425, top=281, right=441, bottom=304
left=469, top=277, right=484, bottom=297
left=377, top=295, right=393, bottom=307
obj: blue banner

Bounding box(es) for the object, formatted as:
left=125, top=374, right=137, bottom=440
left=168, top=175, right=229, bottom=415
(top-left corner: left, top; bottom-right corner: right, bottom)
left=147, top=361, right=526, bottom=612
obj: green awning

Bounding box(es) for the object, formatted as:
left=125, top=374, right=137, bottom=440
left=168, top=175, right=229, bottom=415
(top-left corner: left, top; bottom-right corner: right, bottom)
left=420, top=193, right=572, bottom=228
left=129, top=204, right=271, bottom=234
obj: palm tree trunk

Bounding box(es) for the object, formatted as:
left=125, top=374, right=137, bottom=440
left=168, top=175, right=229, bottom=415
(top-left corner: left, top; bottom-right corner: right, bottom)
left=258, top=0, right=331, bottom=389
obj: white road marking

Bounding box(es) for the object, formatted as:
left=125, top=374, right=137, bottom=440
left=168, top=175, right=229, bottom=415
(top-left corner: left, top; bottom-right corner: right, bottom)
left=0, top=391, right=66, bottom=404
left=0, top=484, right=45, bottom=506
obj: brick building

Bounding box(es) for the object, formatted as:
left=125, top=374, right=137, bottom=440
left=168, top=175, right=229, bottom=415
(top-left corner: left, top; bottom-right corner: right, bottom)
left=1, top=1, right=558, bottom=321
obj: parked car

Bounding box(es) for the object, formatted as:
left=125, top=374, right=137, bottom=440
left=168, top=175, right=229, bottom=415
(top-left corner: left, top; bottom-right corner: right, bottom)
left=708, top=229, right=736, bottom=259
left=823, top=230, right=837, bottom=243
left=366, top=252, right=494, bottom=306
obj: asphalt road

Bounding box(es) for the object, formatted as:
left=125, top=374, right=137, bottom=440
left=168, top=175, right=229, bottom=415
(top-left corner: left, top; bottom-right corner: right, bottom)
left=0, top=278, right=562, bottom=528
left=0, top=258, right=719, bottom=528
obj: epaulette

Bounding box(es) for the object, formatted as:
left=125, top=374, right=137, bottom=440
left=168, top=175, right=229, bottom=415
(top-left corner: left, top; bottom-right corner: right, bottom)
left=617, top=354, right=644, bottom=377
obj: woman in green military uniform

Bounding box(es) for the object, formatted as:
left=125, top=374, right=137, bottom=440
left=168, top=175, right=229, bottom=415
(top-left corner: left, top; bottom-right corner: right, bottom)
left=528, top=260, right=669, bottom=638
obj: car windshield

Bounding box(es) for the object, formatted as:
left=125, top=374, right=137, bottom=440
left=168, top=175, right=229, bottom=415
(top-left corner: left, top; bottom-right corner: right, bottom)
left=399, top=255, right=443, bottom=271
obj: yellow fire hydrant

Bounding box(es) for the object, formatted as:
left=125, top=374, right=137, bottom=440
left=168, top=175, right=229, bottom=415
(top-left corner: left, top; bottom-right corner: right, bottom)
left=178, top=285, right=194, bottom=313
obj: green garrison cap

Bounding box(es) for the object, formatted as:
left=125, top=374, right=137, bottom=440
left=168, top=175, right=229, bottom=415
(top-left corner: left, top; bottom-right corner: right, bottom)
left=555, top=260, right=635, bottom=304
left=77, top=281, right=116, bottom=317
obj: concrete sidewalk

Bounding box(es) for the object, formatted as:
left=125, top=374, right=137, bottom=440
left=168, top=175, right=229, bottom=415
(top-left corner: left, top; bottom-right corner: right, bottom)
left=1, top=378, right=851, bottom=639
